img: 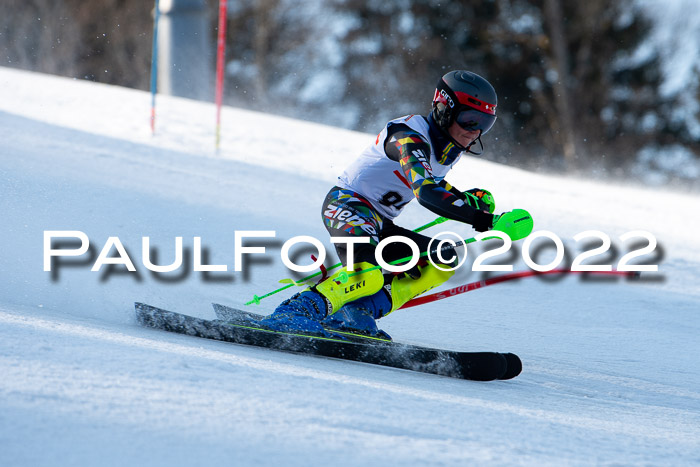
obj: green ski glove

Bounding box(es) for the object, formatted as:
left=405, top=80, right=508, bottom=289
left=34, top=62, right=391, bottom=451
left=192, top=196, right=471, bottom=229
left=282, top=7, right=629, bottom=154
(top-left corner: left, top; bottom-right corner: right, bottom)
left=464, top=188, right=496, bottom=213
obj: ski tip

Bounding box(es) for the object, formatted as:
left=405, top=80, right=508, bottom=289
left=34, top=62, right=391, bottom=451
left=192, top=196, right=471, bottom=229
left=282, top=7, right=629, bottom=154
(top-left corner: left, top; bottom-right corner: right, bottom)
left=454, top=352, right=522, bottom=381
left=455, top=352, right=508, bottom=381
left=499, top=353, right=522, bottom=380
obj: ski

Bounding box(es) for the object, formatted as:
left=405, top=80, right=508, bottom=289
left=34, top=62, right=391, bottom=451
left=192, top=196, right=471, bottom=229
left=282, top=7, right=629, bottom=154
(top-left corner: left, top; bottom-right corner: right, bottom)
left=211, top=302, right=265, bottom=324
left=135, top=302, right=521, bottom=381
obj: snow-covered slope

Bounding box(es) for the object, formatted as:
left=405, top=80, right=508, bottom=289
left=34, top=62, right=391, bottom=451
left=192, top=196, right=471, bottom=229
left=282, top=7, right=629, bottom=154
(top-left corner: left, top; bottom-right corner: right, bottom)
left=1, top=67, right=699, bottom=466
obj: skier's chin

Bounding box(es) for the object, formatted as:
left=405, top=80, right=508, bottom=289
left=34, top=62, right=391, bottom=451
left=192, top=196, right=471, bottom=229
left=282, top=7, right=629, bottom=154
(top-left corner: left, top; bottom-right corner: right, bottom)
left=456, top=135, right=478, bottom=148
left=447, top=126, right=480, bottom=149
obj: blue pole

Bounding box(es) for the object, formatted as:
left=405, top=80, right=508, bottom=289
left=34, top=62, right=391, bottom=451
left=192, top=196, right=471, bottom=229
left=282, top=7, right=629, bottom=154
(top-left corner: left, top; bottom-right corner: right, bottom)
left=149, top=0, right=160, bottom=134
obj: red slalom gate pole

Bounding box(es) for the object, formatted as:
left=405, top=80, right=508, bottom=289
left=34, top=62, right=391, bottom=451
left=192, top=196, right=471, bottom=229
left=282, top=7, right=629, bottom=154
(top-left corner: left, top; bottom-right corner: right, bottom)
left=215, top=0, right=228, bottom=150
left=400, top=269, right=640, bottom=309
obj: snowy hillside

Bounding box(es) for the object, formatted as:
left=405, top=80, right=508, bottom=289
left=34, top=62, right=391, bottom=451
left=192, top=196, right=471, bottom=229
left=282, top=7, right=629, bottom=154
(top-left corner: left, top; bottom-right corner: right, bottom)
left=1, top=67, right=699, bottom=466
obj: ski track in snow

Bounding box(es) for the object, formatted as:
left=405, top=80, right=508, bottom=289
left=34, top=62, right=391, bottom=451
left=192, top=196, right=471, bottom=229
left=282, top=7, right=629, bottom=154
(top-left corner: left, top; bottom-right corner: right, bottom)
left=1, top=67, right=700, bottom=466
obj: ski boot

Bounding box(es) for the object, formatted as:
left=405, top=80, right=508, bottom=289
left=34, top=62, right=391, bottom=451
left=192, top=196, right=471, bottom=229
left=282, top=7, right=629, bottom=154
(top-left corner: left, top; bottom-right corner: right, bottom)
left=259, top=289, right=329, bottom=333
left=321, top=290, right=393, bottom=340
left=261, top=261, right=384, bottom=333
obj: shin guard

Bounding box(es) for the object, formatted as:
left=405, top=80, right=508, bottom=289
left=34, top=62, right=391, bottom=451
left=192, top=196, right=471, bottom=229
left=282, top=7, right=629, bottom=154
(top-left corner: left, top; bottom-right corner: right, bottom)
left=386, top=263, right=454, bottom=314
left=314, top=261, right=385, bottom=316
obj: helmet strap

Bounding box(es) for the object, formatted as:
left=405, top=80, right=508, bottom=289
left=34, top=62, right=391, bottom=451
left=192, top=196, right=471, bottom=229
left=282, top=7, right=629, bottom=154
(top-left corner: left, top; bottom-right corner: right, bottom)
left=466, top=134, right=484, bottom=155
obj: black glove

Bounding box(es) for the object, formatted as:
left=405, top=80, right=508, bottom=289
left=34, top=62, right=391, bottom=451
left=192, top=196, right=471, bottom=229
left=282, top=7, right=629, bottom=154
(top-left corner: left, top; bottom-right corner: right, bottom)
left=472, top=210, right=495, bottom=232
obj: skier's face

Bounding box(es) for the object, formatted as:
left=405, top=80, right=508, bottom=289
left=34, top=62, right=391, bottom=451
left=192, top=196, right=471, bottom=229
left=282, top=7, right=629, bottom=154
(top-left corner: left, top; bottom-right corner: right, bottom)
left=448, top=121, right=481, bottom=148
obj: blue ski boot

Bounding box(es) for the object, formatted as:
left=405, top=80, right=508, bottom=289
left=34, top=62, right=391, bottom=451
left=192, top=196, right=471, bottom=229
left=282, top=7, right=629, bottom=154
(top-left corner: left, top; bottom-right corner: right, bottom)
left=262, top=261, right=385, bottom=335
left=260, top=289, right=330, bottom=334
left=321, top=290, right=393, bottom=340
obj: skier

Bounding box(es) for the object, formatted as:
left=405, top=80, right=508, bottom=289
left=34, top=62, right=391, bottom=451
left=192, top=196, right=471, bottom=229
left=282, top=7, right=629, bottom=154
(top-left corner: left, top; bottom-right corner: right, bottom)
left=262, top=70, right=502, bottom=337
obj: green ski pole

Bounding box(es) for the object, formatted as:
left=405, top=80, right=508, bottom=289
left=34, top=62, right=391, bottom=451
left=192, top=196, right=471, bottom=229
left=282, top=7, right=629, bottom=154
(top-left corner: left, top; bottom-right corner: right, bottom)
left=245, top=232, right=474, bottom=306
left=246, top=216, right=448, bottom=305
left=245, top=209, right=532, bottom=306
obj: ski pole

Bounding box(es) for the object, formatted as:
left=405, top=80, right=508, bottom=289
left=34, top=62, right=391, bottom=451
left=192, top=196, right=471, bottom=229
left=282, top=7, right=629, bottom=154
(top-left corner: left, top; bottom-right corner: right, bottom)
left=399, top=269, right=640, bottom=309
left=246, top=209, right=533, bottom=305
left=246, top=216, right=449, bottom=305
left=413, top=215, right=449, bottom=233
left=245, top=231, right=476, bottom=306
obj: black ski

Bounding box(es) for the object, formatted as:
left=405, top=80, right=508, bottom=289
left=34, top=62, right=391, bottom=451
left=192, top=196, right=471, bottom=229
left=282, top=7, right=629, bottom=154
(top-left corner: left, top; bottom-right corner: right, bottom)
left=135, top=302, right=521, bottom=381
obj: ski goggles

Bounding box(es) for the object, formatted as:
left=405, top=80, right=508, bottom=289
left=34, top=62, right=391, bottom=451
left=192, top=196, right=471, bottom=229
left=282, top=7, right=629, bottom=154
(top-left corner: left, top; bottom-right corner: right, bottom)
left=455, top=108, right=497, bottom=134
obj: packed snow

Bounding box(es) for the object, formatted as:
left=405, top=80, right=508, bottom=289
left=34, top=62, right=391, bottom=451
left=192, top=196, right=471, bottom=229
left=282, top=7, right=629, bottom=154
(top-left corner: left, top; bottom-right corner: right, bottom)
left=1, top=67, right=699, bottom=466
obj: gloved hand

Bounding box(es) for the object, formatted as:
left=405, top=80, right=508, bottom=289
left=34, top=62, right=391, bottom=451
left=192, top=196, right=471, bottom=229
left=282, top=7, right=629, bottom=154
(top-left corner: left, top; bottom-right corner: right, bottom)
left=471, top=209, right=496, bottom=232
left=464, top=188, right=495, bottom=213
left=491, top=209, right=534, bottom=240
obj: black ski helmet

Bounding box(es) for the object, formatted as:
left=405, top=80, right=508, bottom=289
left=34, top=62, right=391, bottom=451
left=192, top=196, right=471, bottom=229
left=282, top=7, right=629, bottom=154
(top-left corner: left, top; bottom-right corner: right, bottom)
left=432, top=70, right=498, bottom=142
